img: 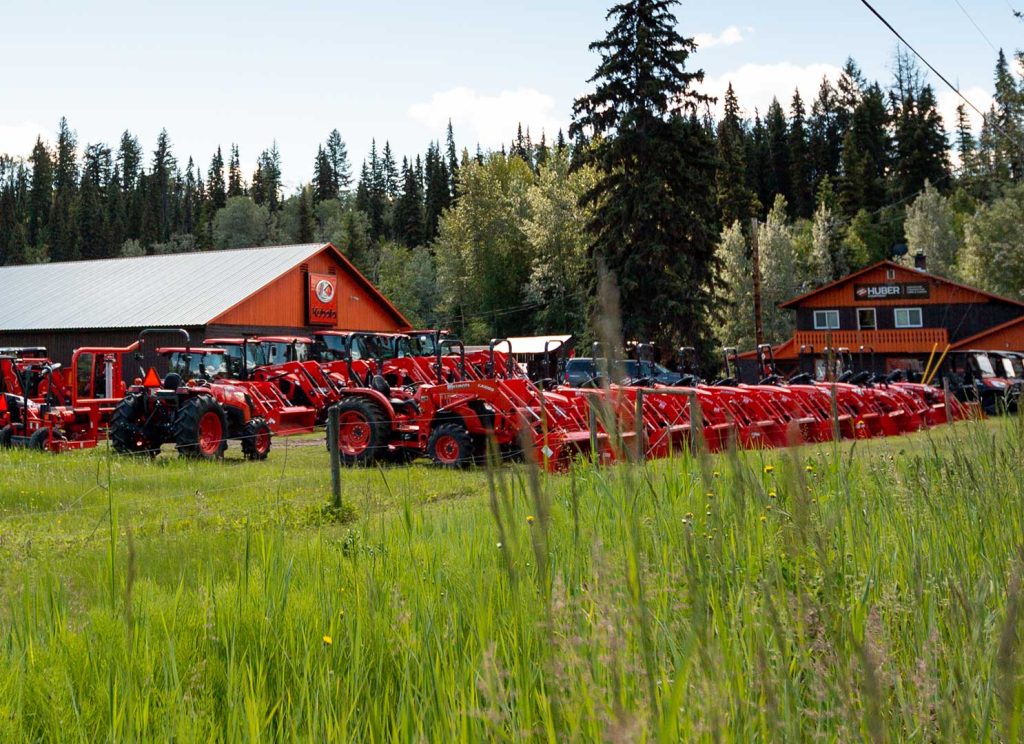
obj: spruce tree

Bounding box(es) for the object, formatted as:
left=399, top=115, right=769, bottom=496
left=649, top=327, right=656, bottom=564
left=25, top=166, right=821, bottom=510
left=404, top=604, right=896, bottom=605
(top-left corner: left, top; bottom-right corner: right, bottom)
left=716, top=82, right=756, bottom=228
left=313, top=146, right=334, bottom=203
left=535, top=131, right=550, bottom=169
left=423, top=141, right=451, bottom=240
left=745, top=111, right=772, bottom=218
left=207, top=147, right=227, bottom=210
left=325, top=129, right=351, bottom=192
left=228, top=144, right=245, bottom=197
left=839, top=82, right=890, bottom=215
left=765, top=98, right=791, bottom=206
left=50, top=117, right=80, bottom=261
left=789, top=90, right=814, bottom=218
left=445, top=120, right=459, bottom=199
left=182, top=157, right=201, bottom=236
left=381, top=142, right=400, bottom=200
left=296, top=185, right=316, bottom=243
left=149, top=129, right=177, bottom=243
left=27, top=136, right=52, bottom=251
left=571, top=0, right=718, bottom=352
left=809, top=77, right=842, bottom=187
left=394, top=157, right=426, bottom=247
left=75, top=142, right=112, bottom=260
left=992, top=49, right=1023, bottom=181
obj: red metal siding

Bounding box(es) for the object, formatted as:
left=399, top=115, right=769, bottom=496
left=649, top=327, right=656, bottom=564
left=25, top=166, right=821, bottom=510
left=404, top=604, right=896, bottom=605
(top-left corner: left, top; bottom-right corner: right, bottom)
left=211, top=249, right=408, bottom=331
left=795, top=265, right=1001, bottom=309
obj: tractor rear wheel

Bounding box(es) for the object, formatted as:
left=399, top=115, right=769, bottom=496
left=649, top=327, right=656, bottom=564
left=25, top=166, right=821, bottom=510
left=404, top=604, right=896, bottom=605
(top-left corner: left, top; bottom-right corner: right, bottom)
left=331, top=398, right=390, bottom=466
left=0, top=426, right=12, bottom=448
left=28, top=428, right=51, bottom=451
left=174, top=395, right=228, bottom=459
left=241, top=418, right=272, bottom=461
left=109, top=392, right=159, bottom=457
left=427, top=423, right=474, bottom=468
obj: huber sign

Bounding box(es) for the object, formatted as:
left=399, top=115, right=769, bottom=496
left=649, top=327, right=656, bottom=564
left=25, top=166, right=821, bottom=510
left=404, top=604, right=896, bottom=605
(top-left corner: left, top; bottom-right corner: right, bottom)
left=853, top=282, right=930, bottom=302
left=307, top=273, right=338, bottom=325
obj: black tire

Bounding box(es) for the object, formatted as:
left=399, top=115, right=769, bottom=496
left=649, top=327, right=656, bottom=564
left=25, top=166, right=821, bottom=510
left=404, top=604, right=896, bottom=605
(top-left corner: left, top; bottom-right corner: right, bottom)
left=241, top=417, right=272, bottom=461
left=0, top=425, right=12, bottom=449
left=173, top=394, right=228, bottom=460
left=329, top=398, right=390, bottom=466
left=109, top=392, right=160, bottom=456
left=28, top=427, right=51, bottom=451
left=427, top=423, right=475, bottom=468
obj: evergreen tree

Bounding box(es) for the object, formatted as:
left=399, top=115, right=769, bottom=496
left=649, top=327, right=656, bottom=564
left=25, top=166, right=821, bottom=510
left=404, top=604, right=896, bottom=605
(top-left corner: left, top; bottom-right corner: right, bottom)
left=424, top=141, right=451, bottom=240
left=839, top=82, right=890, bottom=215
left=788, top=90, right=814, bottom=217
left=27, top=137, right=52, bottom=251
left=511, top=123, right=532, bottom=167
left=296, top=185, right=316, bottom=243
left=50, top=117, right=79, bottom=261
left=251, top=142, right=282, bottom=210
left=809, top=77, right=842, bottom=187
left=716, top=83, right=756, bottom=227
left=571, top=0, right=719, bottom=352
left=325, top=129, right=351, bottom=192
left=555, top=129, right=568, bottom=154
left=445, top=120, right=460, bottom=199
left=535, top=131, right=550, bottom=169
left=993, top=49, right=1023, bottom=181
left=149, top=129, right=177, bottom=243
left=836, top=57, right=866, bottom=133
left=227, top=144, right=245, bottom=197
left=765, top=98, right=791, bottom=205
left=182, top=157, right=201, bottom=237
left=394, top=156, right=426, bottom=247
left=106, top=164, right=125, bottom=251
left=313, top=146, right=334, bottom=203
left=75, top=142, right=112, bottom=260
left=745, top=111, right=772, bottom=218
left=381, top=142, right=400, bottom=200
left=890, top=78, right=950, bottom=200
left=207, top=146, right=226, bottom=210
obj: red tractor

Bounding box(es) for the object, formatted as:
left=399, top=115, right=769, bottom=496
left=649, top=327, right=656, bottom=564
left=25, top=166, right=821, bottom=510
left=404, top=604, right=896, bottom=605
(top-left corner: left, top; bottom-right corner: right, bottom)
left=107, top=329, right=310, bottom=460
left=0, top=343, right=136, bottom=452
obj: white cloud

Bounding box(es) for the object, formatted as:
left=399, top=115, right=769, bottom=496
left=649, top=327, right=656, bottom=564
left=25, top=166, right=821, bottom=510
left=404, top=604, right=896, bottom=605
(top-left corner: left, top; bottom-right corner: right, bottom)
left=700, top=62, right=844, bottom=120
left=0, top=121, right=47, bottom=158
left=936, top=87, right=992, bottom=137
left=408, top=87, right=566, bottom=148
left=694, top=26, right=747, bottom=49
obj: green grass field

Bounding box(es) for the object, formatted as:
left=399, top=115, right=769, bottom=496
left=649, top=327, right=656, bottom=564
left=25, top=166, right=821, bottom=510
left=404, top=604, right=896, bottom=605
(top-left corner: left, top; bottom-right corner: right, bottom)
left=1, top=419, right=1023, bottom=742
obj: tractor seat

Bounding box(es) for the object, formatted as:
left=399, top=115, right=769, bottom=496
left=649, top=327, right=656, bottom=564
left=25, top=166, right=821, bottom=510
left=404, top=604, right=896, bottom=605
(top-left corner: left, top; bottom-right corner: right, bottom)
left=162, top=372, right=182, bottom=390
left=370, top=374, right=419, bottom=414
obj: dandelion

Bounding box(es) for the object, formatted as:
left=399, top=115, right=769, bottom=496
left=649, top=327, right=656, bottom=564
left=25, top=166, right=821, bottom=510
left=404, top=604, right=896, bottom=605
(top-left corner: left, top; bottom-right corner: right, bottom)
left=712, top=470, right=721, bottom=478
left=805, top=464, right=814, bottom=473
left=760, top=515, right=767, bottom=523
left=768, top=490, right=777, bottom=499
left=322, top=635, right=332, bottom=646
left=526, top=515, right=535, bottom=525
left=766, top=504, right=773, bottom=511
left=763, top=465, right=775, bottom=474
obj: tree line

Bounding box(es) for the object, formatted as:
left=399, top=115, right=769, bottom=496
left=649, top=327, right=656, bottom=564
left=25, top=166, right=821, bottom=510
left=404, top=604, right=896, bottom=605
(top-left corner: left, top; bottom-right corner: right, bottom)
left=2, top=0, right=1023, bottom=355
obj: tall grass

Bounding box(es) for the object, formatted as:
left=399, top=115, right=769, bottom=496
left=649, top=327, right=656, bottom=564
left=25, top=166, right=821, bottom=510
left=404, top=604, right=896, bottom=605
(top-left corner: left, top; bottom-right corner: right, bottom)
left=0, top=419, right=1022, bottom=741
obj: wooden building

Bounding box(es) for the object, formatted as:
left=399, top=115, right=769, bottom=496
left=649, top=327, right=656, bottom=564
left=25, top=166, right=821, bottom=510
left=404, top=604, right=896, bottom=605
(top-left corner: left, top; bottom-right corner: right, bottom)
left=760, top=260, right=1024, bottom=373
left=0, top=243, right=410, bottom=365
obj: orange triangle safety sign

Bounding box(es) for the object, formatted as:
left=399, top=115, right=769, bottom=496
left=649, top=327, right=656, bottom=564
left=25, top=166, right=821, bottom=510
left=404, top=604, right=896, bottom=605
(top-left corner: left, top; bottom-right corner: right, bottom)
left=143, top=368, right=161, bottom=388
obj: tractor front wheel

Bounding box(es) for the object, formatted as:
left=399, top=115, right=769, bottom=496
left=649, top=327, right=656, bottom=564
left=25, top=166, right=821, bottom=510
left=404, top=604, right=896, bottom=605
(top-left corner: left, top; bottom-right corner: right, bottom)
left=174, top=395, right=228, bottom=460
left=0, top=426, right=12, bottom=448
left=109, top=392, right=159, bottom=457
left=427, top=423, right=474, bottom=468
left=330, top=398, right=390, bottom=466
left=241, top=418, right=272, bottom=461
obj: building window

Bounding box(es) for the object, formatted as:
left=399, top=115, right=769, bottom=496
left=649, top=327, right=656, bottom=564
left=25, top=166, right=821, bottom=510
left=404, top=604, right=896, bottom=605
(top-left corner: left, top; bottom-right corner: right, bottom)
left=813, top=310, right=840, bottom=330
left=894, top=307, right=923, bottom=328
left=886, top=269, right=896, bottom=280
left=857, top=308, right=877, bottom=330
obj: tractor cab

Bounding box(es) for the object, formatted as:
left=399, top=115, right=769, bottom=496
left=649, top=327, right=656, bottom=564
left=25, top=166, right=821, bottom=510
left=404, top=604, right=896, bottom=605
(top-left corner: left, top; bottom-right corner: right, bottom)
left=945, top=350, right=1020, bottom=414
left=989, top=351, right=1024, bottom=384
left=159, top=347, right=230, bottom=382
left=311, top=331, right=403, bottom=364
left=260, top=336, right=313, bottom=365
left=203, top=338, right=268, bottom=379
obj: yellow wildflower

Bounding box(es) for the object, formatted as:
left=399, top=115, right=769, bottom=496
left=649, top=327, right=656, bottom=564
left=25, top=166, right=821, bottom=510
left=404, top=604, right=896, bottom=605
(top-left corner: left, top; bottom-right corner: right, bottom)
left=763, top=465, right=775, bottom=474
left=526, top=515, right=535, bottom=525
left=322, top=635, right=333, bottom=646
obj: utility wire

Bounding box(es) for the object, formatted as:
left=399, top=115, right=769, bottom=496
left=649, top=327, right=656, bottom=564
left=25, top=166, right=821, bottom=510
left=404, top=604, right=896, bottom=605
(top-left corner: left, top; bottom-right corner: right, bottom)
left=953, top=0, right=999, bottom=53
left=857, top=0, right=989, bottom=120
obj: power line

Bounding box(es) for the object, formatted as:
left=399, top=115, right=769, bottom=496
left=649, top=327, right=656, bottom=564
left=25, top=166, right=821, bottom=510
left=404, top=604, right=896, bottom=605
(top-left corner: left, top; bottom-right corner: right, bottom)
left=857, top=0, right=988, bottom=120
left=952, top=0, right=998, bottom=53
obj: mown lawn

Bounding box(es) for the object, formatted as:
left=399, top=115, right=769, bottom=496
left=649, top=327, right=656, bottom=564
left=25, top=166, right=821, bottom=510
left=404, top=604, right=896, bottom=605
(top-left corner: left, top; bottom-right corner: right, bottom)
left=0, top=419, right=1022, bottom=741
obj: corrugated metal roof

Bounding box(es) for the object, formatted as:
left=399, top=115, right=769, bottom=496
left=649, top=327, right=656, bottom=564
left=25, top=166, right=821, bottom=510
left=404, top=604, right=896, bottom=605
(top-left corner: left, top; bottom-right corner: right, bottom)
left=0, top=243, right=328, bottom=331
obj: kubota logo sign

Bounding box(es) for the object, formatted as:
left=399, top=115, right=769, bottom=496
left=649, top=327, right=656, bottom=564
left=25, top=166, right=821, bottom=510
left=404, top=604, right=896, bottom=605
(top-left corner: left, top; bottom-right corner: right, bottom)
left=307, top=273, right=338, bottom=326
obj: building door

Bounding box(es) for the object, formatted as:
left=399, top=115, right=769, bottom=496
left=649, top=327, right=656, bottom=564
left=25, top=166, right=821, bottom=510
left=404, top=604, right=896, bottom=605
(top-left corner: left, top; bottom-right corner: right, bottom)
left=857, top=308, right=877, bottom=330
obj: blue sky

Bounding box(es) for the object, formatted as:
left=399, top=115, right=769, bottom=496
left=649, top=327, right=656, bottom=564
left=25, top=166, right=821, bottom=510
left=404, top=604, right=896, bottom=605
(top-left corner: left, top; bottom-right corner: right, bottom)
left=1, top=0, right=1017, bottom=188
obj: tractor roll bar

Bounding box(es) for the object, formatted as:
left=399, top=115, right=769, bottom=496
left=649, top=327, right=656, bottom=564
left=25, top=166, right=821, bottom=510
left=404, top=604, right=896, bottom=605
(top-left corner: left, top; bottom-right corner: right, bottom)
left=137, top=328, right=191, bottom=376
left=543, top=338, right=566, bottom=382
left=722, top=347, right=739, bottom=382
left=487, top=338, right=514, bottom=378
left=437, top=339, right=466, bottom=382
